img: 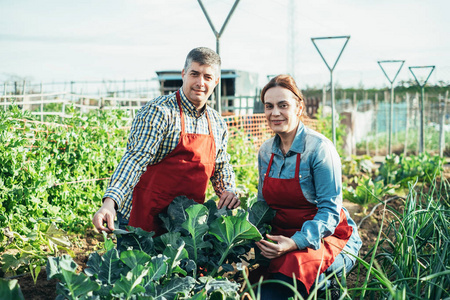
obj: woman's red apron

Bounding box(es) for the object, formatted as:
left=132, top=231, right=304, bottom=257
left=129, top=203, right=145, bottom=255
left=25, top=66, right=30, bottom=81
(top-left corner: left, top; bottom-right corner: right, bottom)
left=128, top=91, right=216, bottom=235
left=263, top=152, right=353, bottom=292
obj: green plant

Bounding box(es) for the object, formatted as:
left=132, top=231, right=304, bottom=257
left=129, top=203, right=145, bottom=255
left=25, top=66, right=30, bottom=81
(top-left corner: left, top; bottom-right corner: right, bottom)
left=343, top=175, right=396, bottom=213
left=341, top=154, right=377, bottom=177
left=314, top=106, right=346, bottom=157
left=378, top=153, right=445, bottom=187
left=206, top=128, right=259, bottom=210
left=0, top=218, right=72, bottom=283
left=350, top=175, right=450, bottom=299
left=45, top=196, right=274, bottom=299
left=0, top=278, right=25, bottom=300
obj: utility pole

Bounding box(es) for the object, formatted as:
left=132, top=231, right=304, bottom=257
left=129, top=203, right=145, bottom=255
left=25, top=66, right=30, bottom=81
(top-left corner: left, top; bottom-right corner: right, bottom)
left=287, top=0, right=296, bottom=79
left=197, top=0, right=241, bottom=115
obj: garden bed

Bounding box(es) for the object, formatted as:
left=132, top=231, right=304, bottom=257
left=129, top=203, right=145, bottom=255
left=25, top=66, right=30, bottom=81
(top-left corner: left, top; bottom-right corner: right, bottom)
left=14, top=198, right=398, bottom=300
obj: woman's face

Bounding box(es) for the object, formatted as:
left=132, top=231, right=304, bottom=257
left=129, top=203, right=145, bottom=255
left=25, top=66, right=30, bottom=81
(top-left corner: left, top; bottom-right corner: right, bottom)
left=264, top=86, right=302, bottom=135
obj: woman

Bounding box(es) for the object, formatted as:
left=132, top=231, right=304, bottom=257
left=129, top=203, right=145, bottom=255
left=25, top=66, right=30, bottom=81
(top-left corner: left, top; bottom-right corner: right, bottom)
left=255, top=75, right=362, bottom=299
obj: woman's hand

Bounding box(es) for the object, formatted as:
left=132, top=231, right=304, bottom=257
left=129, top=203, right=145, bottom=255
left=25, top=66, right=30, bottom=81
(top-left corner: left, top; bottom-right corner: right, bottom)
left=255, top=234, right=299, bottom=259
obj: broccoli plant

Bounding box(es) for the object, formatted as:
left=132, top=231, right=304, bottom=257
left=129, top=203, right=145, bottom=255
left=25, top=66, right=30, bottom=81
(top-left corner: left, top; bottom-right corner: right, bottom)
left=46, top=196, right=275, bottom=300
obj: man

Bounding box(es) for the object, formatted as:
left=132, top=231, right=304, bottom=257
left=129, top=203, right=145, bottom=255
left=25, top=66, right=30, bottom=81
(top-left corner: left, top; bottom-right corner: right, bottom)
left=93, top=47, right=240, bottom=235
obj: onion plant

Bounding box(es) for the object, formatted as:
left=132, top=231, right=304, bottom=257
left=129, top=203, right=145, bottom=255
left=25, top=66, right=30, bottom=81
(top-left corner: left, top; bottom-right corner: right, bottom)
left=346, top=172, right=450, bottom=299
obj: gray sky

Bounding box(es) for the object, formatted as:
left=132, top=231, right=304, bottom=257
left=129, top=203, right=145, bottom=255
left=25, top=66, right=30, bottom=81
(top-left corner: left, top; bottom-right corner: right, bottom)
left=1, top=0, right=449, bottom=89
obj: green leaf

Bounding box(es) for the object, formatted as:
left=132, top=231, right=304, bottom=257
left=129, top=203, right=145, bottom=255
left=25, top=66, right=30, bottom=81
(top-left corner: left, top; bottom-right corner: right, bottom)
left=145, top=255, right=169, bottom=282
left=46, top=255, right=77, bottom=280
left=203, top=277, right=240, bottom=294
left=43, top=222, right=72, bottom=249
left=46, top=255, right=100, bottom=299
left=120, top=249, right=152, bottom=270
left=111, top=264, right=148, bottom=299
left=154, top=231, right=182, bottom=253
left=0, top=278, right=25, bottom=300
left=59, top=268, right=101, bottom=299
left=181, top=204, right=212, bottom=260
left=221, top=263, right=234, bottom=272
left=156, top=276, right=196, bottom=300
left=160, top=195, right=197, bottom=233
left=248, top=201, right=275, bottom=235
left=102, top=231, right=115, bottom=251
left=190, top=288, right=208, bottom=300
left=204, top=199, right=219, bottom=225
left=98, top=248, right=121, bottom=285
left=116, top=226, right=155, bottom=254
left=1, top=254, right=22, bottom=273
left=209, top=290, right=226, bottom=300
left=210, top=214, right=262, bottom=249
left=163, top=240, right=189, bottom=277
left=84, top=252, right=101, bottom=278
left=209, top=213, right=262, bottom=276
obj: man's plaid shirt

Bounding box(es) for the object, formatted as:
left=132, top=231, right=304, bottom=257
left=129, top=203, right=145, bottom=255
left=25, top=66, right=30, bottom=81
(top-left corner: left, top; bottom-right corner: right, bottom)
left=103, top=88, right=236, bottom=219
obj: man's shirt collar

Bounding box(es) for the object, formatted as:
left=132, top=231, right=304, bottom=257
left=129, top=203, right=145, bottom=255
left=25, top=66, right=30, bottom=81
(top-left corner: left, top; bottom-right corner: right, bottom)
left=178, top=88, right=206, bottom=117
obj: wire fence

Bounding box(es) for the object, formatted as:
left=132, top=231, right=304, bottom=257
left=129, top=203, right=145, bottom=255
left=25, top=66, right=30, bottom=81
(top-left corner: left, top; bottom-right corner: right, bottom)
left=2, top=87, right=448, bottom=157
left=9, top=112, right=317, bottom=153
left=5, top=113, right=317, bottom=188
left=335, top=91, right=450, bottom=157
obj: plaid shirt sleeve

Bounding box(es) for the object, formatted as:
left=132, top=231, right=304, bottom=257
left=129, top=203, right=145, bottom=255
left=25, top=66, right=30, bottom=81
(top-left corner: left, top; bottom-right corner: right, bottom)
left=210, top=115, right=236, bottom=196
left=103, top=102, right=169, bottom=213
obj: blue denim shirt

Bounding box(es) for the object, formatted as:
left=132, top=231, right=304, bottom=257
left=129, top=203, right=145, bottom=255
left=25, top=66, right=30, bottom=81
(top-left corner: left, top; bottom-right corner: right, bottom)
left=257, top=122, right=362, bottom=262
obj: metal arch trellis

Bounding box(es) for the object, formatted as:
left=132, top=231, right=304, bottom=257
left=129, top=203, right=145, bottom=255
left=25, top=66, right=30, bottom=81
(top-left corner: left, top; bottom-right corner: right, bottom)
left=311, top=35, right=350, bottom=146
left=409, top=65, right=435, bottom=154
left=197, top=0, right=241, bottom=116
left=377, top=60, right=405, bottom=155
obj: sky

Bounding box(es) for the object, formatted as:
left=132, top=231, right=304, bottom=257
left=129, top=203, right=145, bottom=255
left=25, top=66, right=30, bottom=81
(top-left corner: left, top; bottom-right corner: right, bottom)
left=1, top=0, right=449, bottom=91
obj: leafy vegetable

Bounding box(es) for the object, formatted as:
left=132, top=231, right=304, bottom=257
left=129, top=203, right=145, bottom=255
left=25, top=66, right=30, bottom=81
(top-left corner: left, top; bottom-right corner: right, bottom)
left=44, top=196, right=273, bottom=299
left=0, top=278, right=25, bottom=300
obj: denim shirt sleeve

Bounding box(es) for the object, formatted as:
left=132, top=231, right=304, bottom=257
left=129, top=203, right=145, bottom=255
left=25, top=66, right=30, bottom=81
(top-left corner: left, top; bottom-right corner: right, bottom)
left=291, top=136, right=342, bottom=250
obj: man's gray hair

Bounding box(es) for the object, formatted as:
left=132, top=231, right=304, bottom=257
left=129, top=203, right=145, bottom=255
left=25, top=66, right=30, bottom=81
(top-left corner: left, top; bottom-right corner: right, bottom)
left=184, top=47, right=221, bottom=76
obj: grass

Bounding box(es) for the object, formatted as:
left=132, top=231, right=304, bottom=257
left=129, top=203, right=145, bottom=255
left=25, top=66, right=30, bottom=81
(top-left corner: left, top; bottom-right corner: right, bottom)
left=336, top=173, right=449, bottom=299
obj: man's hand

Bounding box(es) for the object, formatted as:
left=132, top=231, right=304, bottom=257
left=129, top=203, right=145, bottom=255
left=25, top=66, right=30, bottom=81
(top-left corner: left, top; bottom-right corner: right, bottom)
left=92, top=198, right=117, bottom=233
left=255, top=234, right=298, bottom=259
left=217, top=191, right=240, bottom=209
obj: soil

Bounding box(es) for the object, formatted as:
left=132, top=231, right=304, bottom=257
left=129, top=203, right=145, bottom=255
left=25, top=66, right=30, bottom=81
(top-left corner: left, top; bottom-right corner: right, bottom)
left=5, top=198, right=409, bottom=299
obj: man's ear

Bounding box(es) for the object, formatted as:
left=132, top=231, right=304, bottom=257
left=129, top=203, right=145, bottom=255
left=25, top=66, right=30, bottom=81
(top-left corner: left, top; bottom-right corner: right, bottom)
left=215, top=76, right=220, bottom=85
left=181, top=69, right=185, bottom=79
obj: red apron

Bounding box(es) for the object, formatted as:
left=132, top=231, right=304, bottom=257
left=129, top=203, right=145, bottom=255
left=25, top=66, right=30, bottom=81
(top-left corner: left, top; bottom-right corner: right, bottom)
left=128, top=91, right=216, bottom=235
left=263, top=152, right=353, bottom=292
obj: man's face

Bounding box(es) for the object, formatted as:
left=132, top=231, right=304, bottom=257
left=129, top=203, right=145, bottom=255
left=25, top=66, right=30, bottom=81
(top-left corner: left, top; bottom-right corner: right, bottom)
left=182, top=61, right=219, bottom=110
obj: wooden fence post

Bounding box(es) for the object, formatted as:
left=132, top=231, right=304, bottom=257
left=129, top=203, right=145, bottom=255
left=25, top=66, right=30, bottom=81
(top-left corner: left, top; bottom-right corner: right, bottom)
left=374, top=92, right=378, bottom=156
left=3, top=82, right=6, bottom=111
left=439, top=91, right=448, bottom=157
left=322, top=86, right=326, bottom=118
left=40, top=82, right=44, bottom=122
left=404, top=93, right=410, bottom=156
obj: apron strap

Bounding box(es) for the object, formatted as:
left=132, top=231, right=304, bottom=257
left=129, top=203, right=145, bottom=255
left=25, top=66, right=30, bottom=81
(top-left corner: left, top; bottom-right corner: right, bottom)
left=266, top=153, right=275, bottom=178
left=176, top=90, right=213, bottom=137
left=205, top=111, right=213, bottom=138
left=295, top=153, right=301, bottom=178
left=266, top=152, right=301, bottom=179
left=176, top=91, right=185, bottom=133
